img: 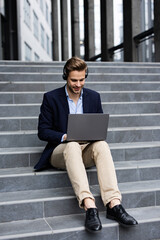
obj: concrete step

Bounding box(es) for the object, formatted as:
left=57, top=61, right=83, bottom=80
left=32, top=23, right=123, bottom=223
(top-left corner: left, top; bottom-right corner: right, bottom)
left=1, top=72, right=160, bottom=82
left=2, top=65, right=160, bottom=73
left=1, top=126, right=160, bottom=147
left=0, top=159, right=160, bottom=192
left=1, top=91, right=160, bottom=104
left=1, top=60, right=160, bottom=66
left=0, top=141, right=160, bottom=168
left=1, top=114, right=160, bottom=132
left=0, top=102, right=160, bottom=117
left=0, top=61, right=159, bottom=240
left=0, top=146, right=42, bottom=169
left=1, top=81, right=160, bottom=92
left=0, top=206, right=159, bottom=240
left=0, top=180, right=159, bottom=222
left=0, top=116, right=38, bottom=131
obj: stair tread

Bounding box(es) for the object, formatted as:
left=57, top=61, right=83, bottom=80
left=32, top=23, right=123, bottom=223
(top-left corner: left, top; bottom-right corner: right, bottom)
left=1, top=113, right=160, bottom=119
left=0, top=159, right=159, bottom=177
left=0, top=61, right=160, bottom=239
left=1, top=125, right=160, bottom=135
left=2, top=72, right=160, bottom=75
left=0, top=179, right=159, bottom=205
left=0, top=141, right=160, bottom=155
left=0, top=206, right=159, bottom=239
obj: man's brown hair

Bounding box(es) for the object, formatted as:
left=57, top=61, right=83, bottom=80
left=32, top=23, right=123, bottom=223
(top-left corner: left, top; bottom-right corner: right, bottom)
left=63, top=57, right=88, bottom=80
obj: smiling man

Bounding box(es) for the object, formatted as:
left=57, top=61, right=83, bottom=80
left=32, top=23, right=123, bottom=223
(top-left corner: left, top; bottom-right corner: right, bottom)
left=34, top=57, right=138, bottom=232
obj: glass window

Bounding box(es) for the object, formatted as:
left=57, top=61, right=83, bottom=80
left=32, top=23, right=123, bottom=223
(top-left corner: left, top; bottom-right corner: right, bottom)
left=34, top=52, right=40, bottom=61
left=40, top=24, right=45, bottom=49
left=33, top=11, right=39, bottom=40
left=50, top=41, right=53, bottom=58
left=46, top=34, right=50, bottom=55
left=40, top=0, right=43, bottom=12
left=24, top=0, right=31, bottom=28
left=24, top=42, right=32, bottom=61
left=0, top=0, right=5, bottom=16
left=46, top=3, right=49, bottom=22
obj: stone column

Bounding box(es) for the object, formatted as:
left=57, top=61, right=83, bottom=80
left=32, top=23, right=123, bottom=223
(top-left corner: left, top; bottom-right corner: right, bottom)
left=100, top=0, right=114, bottom=61
left=52, top=0, right=62, bottom=61
left=71, top=0, right=80, bottom=57
left=84, top=0, right=95, bottom=60
left=61, top=0, right=72, bottom=60
left=154, top=0, right=160, bottom=62
left=123, top=0, right=142, bottom=62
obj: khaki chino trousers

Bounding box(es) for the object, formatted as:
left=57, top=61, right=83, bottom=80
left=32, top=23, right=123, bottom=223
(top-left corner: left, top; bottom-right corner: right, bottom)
left=50, top=141, right=122, bottom=208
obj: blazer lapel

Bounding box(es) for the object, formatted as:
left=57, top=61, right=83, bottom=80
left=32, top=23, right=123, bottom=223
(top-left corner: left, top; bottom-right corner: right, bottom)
left=59, top=86, right=69, bottom=115
left=83, top=88, right=90, bottom=113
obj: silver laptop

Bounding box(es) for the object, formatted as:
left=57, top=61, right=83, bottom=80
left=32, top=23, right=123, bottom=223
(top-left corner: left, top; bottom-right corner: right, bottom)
left=66, top=113, right=109, bottom=142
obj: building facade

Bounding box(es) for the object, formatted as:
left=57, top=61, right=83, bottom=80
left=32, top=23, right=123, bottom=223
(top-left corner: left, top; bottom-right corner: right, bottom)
left=0, top=0, right=52, bottom=61
left=1, top=0, right=160, bottom=62
left=17, top=0, right=52, bottom=61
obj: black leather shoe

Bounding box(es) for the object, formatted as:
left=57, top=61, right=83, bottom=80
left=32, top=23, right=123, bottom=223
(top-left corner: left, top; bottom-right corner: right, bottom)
left=85, top=208, right=102, bottom=232
left=106, top=204, right=138, bottom=227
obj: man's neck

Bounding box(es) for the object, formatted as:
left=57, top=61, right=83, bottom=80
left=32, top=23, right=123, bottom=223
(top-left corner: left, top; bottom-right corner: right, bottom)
left=66, top=86, right=81, bottom=104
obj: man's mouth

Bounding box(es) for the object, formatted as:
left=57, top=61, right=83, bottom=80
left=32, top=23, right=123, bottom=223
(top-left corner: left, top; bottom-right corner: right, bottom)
left=74, top=87, right=80, bottom=91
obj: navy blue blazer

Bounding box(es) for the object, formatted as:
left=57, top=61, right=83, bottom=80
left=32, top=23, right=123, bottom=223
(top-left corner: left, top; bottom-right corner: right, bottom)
left=34, top=86, right=103, bottom=170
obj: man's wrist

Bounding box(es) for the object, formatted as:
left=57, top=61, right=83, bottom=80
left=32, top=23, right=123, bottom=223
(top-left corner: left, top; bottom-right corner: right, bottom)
left=61, top=134, right=67, bottom=142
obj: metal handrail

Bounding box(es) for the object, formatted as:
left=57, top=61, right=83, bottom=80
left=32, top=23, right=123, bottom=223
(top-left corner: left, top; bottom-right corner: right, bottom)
left=134, top=27, right=154, bottom=44
left=89, top=27, right=154, bottom=61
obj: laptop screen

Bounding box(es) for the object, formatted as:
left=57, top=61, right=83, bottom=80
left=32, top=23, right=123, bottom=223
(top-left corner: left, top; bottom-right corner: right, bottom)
left=66, top=113, right=109, bottom=142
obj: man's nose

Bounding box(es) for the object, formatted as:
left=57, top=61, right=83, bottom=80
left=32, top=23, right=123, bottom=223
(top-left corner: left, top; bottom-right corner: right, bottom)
left=76, top=81, right=81, bottom=87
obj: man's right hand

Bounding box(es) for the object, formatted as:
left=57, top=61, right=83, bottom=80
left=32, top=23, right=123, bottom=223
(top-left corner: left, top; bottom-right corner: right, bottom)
left=63, top=134, right=67, bottom=142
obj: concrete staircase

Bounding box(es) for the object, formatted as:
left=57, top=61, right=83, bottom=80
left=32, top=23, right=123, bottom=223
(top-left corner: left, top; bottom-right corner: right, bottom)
left=0, top=61, right=160, bottom=240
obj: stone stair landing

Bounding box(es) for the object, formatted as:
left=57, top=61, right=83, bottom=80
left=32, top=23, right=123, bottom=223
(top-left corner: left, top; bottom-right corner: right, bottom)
left=0, top=61, right=160, bottom=240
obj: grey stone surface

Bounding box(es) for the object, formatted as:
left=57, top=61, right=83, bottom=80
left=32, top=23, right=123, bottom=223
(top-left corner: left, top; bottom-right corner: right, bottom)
left=0, top=105, right=40, bottom=117
left=111, top=142, right=160, bottom=161
left=0, top=153, right=29, bottom=168
left=1, top=82, right=160, bottom=92
left=156, top=191, right=160, bottom=205
left=2, top=91, right=160, bottom=104
left=0, top=102, right=160, bottom=118
left=109, top=114, right=160, bottom=128
left=0, top=61, right=160, bottom=239
left=0, top=202, right=43, bottom=222
left=21, top=118, right=38, bottom=130
left=0, top=118, right=20, bottom=131
left=0, top=206, right=159, bottom=239
left=0, top=218, right=52, bottom=239
left=0, top=159, right=160, bottom=191
left=108, top=128, right=160, bottom=143
left=0, top=169, right=71, bottom=192
left=2, top=65, right=160, bottom=73
left=101, top=92, right=160, bottom=102
left=2, top=72, right=160, bottom=82
left=102, top=102, right=160, bottom=114
left=0, top=131, right=43, bottom=148
left=1, top=114, right=160, bottom=132
left=119, top=221, right=160, bottom=240
left=1, top=128, right=160, bottom=149
left=0, top=180, right=159, bottom=222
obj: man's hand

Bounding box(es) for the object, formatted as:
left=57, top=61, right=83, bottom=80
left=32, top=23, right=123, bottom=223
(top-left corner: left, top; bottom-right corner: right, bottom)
left=63, top=134, right=67, bottom=141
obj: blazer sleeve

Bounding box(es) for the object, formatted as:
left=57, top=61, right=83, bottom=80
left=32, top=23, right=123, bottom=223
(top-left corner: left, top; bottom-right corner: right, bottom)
left=38, top=93, right=64, bottom=144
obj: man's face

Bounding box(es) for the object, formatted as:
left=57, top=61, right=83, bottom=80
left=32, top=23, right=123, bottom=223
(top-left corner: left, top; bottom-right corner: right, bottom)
left=67, top=70, right=86, bottom=95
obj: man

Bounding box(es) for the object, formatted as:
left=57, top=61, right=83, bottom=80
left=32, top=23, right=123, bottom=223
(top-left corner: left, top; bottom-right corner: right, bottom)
left=34, top=57, right=138, bottom=232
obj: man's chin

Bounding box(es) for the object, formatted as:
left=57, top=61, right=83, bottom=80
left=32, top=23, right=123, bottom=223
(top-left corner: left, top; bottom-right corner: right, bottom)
left=73, top=89, right=81, bottom=94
